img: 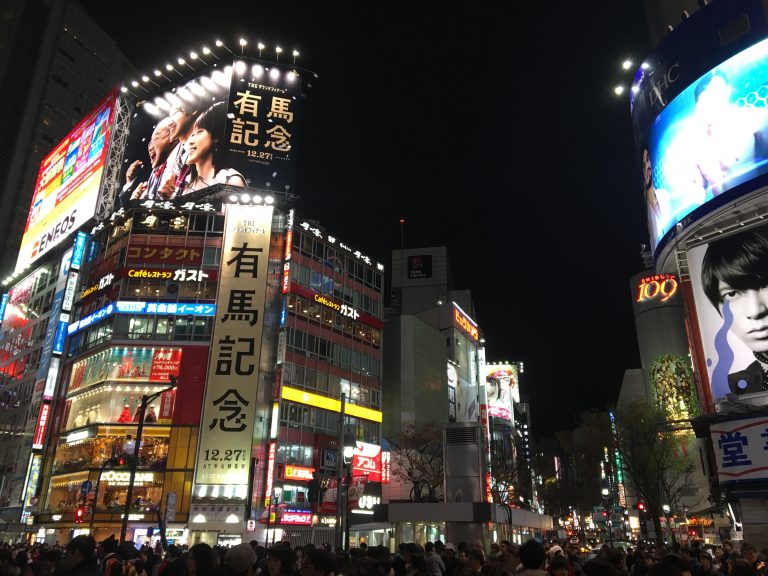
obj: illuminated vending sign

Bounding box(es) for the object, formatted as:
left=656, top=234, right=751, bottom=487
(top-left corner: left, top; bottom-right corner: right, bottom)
left=52, top=315, right=68, bottom=355
left=70, top=232, right=87, bottom=270
left=194, top=204, right=274, bottom=488
left=635, top=273, right=678, bottom=304
left=17, top=92, right=116, bottom=271
left=62, top=272, right=79, bottom=312
left=264, top=441, right=277, bottom=506
left=284, top=465, right=314, bottom=481
left=453, top=302, right=479, bottom=341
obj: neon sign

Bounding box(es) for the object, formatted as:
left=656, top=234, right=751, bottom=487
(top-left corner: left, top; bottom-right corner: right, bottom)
left=453, top=303, right=479, bottom=341
left=636, top=273, right=678, bottom=303
left=284, top=465, right=314, bottom=481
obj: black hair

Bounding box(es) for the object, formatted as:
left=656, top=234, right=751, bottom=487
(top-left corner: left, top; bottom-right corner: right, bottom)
left=701, top=226, right=768, bottom=310
left=192, top=101, right=228, bottom=171
left=305, top=549, right=336, bottom=576
left=268, top=546, right=295, bottom=575
left=695, top=71, right=729, bottom=103
left=520, top=540, right=546, bottom=570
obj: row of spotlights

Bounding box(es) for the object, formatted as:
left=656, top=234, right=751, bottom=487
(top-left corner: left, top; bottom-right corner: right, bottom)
left=3, top=263, right=33, bottom=285
left=228, top=193, right=275, bottom=205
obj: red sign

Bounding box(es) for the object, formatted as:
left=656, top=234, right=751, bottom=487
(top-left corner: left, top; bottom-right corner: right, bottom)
left=264, top=442, right=276, bottom=506
left=284, top=465, right=314, bottom=481
left=32, top=402, right=51, bottom=450
left=636, top=273, right=678, bottom=303
left=158, top=389, right=176, bottom=423
left=381, top=451, right=391, bottom=484
left=453, top=303, right=479, bottom=341
left=149, top=349, right=182, bottom=382
left=281, top=511, right=312, bottom=525
left=352, top=442, right=384, bottom=482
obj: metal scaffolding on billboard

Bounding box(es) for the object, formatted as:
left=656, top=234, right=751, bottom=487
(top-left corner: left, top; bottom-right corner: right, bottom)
left=97, top=95, right=134, bottom=222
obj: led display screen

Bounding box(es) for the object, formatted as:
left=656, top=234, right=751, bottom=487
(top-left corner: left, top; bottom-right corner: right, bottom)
left=484, top=363, right=519, bottom=422
left=688, top=222, right=768, bottom=410
left=638, top=37, right=768, bottom=252
left=17, top=91, right=117, bottom=271
left=116, top=58, right=300, bottom=211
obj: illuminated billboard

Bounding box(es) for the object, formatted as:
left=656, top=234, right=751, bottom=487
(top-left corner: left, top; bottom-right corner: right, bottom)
left=485, top=363, right=519, bottom=421
left=117, top=58, right=300, bottom=211
left=688, top=222, right=768, bottom=410
left=18, top=91, right=117, bottom=271
left=638, top=37, right=768, bottom=251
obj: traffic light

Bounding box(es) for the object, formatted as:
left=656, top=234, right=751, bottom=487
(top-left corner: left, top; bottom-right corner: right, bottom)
left=117, top=454, right=126, bottom=466
left=75, top=506, right=85, bottom=524
left=634, top=502, right=646, bottom=511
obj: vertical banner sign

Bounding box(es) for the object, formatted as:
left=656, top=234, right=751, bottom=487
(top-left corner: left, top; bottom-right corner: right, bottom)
left=20, top=454, right=42, bottom=525
left=194, top=204, right=274, bottom=487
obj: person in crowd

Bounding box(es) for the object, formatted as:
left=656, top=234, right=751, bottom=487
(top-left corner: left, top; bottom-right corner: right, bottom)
left=519, top=541, right=547, bottom=576
left=223, top=543, right=258, bottom=576
left=300, top=549, right=335, bottom=576
left=267, top=546, right=295, bottom=576
left=441, top=544, right=459, bottom=576
left=187, top=543, right=220, bottom=576
left=425, top=543, right=446, bottom=576
left=61, top=536, right=100, bottom=576
left=549, top=557, right=570, bottom=576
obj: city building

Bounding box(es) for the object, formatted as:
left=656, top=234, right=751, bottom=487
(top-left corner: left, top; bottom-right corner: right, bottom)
left=0, top=0, right=129, bottom=273
left=632, top=0, right=768, bottom=543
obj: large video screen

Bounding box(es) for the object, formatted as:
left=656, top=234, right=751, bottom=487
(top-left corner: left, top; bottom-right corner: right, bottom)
left=641, top=37, right=768, bottom=252
left=688, top=222, right=768, bottom=410
left=484, top=363, right=519, bottom=422
left=17, top=91, right=117, bottom=272
left=115, top=58, right=300, bottom=211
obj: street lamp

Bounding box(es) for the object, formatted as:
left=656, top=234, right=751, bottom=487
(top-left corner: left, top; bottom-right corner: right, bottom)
left=119, top=376, right=178, bottom=544
left=662, top=504, right=676, bottom=545
left=334, top=393, right=356, bottom=550
left=601, top=488, right=613, bottom=548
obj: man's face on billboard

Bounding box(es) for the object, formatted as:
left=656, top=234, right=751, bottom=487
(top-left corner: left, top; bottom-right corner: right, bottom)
left=643, top=148, right=653, bottom=190
left=149, top=119, right=174, bottom=167
left=720, top=280, right=768, bottom=352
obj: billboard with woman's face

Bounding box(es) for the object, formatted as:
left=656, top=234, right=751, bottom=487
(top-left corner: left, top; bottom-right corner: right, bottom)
left=115, top=58, right=301, bottom=211
left=484, top=363, right=519, bottom=422
left=688, top=222, right=768, bottom=410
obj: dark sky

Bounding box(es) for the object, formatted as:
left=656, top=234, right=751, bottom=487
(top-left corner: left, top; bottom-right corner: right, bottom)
left=79, top=1, right=653, bottom=437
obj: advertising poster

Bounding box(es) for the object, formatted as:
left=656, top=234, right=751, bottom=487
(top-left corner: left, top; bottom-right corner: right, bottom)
left=710, top=416, right=768, bottom=484
left=688, top=223, right=768, bottom=408
left=69, top=347, right=182, bottom=392
left=407, top=255, right=432, bottom=279
left=194, top=204, right=273, bottom=487
left=485, top=363, right=519, bottom=421
left=637, top=37, right=768, bottom=252
left=116, top=58, right=300, bottom=211
left=17, top=91, right=117, bottom=271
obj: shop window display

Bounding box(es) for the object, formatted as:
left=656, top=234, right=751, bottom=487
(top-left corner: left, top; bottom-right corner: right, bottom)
left=63, top=384, right=175, bottom=430
left=51, top=433, right=170, bottom=476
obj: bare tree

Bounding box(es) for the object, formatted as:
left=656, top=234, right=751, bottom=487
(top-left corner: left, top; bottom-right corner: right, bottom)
left=388, top=423, right=443, bottom=501
left=614, top=400, right=700, bottom=543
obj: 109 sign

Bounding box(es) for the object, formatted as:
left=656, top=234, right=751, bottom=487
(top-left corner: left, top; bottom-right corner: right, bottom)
left=636, top=274, right=678, bottom=304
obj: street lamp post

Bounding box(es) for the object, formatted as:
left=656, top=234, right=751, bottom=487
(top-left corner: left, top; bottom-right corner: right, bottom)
left=601, top=488, right=613, bottom=548
left=334, top=393, right=356, bottom=550
left=662, top=504, right=676, bottom=545
left=119, top=377, right=177, bottom=544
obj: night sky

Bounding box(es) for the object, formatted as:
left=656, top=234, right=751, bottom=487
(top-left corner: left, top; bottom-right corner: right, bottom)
left=78, top=1, right=653, bottom=437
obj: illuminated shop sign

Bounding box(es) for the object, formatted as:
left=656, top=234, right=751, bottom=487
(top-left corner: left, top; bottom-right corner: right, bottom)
left=281, top=386, right=383, bottom=423
left=21, top=454, right=41, bottom=524
left=265, top=442, right=277, bottom=506
left=0, top=294, right=8, bottom=325
left=71, top=232, right=87, bottom=270
left=635, top=273, right=678, bottom=304
left=102, top=471, right=155, bottom=486
left=284, top=465, right=314, bottom=481
left=453, top=303, right=479, bottom=341
left=32, top=403, right=51, bottom=450
left=52, top=315, right=68, bottom=354
left=67, top=303, right=114, bottom=334
left=124, top=268, right=212, bottom=282
left=352, top=442, right=389, bottom=483
left=115, top=301, right=215, bottom=316
left=62, top=272, right=78, bottom=312
left=281, top=510, right=312, bottom=525
left=66, top=430, right=93, bottom=443
left=80, top=273, right=114, bottom=299
left=313, top=294, right=359, bottom=319
left=43, top=357, right=60, bottom=399
left=298, top=221, right=384, bottom=271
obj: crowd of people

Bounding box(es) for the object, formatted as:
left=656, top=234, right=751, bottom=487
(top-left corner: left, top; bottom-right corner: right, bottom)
left=0, top=535, right=763, bottom=576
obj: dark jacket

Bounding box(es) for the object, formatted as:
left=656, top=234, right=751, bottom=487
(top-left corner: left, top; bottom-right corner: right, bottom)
left=65, top=558, right=103, bottom=576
